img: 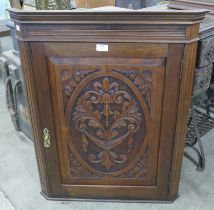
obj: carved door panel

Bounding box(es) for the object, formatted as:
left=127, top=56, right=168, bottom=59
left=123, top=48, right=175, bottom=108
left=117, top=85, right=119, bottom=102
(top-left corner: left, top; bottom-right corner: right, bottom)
left=49, top=58, right=163, bottom=185
left=30, top=42, right=182, bottom=199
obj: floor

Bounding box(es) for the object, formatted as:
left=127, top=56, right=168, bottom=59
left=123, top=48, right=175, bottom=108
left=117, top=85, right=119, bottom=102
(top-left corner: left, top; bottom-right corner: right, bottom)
left=0, top=78, right=214, bottom=210
left=0, top=191, right=15, bottom=210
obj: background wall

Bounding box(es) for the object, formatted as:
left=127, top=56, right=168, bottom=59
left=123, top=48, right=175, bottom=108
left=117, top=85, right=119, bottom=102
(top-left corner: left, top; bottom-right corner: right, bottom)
left=0, top=0, right=10, bottom=20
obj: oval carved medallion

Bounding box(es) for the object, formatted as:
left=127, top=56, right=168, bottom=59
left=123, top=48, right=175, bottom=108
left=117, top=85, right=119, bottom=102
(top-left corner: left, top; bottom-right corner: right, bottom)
left=65, top=72, right=149, bottom=176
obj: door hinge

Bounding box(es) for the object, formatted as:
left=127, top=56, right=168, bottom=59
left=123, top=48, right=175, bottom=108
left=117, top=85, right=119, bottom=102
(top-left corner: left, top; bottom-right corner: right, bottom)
left=43, top=128, right=51, bottom=148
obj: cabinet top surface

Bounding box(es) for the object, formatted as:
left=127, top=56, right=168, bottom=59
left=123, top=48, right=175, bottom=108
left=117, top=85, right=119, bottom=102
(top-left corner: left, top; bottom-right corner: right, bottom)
left=169, top=0, right=214, bottom=14
left=168, top=1, right=214, bottom=37
left=8, top=7, right=207, bottom=25
left=8, top=7, right=207, bottom=43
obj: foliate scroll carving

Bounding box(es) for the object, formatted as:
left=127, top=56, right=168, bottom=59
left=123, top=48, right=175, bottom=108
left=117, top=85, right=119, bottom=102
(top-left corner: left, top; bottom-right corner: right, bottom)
left=68, top=146, right=96, bottom=177
left=113, top=70, right=152, bottom=111
left=61, top=69, right=97, bottom=108
left=63, top=71, right=149, bottom=178
left=73, top=77, right=142, bottom=170
left=119, top=146, right=148, bottom=178
left=68, top=144, right=147, bottom=179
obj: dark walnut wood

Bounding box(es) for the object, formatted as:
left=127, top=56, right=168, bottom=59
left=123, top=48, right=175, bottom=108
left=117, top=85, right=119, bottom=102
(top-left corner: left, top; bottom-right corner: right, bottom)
left=8, top=8, right=206, bottom=202
left=169, top=0, right=214, bottom=14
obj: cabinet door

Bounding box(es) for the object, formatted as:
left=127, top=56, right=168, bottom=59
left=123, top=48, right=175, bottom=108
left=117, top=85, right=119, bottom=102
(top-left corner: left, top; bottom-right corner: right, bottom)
left=30, top=42, right=183, bottom=200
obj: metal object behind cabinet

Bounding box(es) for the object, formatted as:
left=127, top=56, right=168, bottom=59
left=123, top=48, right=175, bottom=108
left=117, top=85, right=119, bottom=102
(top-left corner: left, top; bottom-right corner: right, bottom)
left=0, top=50, right=33, bottom=140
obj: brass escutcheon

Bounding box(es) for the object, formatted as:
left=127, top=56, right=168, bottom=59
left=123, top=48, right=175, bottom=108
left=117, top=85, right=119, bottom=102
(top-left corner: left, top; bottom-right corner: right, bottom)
left=43, top=128, right=51, bottom=148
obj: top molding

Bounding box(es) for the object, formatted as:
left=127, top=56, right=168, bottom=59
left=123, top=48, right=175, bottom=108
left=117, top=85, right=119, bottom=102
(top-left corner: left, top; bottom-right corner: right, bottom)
left=8, top=8, right=207, bottom=25
left=8, top=8, right=207, bottom=43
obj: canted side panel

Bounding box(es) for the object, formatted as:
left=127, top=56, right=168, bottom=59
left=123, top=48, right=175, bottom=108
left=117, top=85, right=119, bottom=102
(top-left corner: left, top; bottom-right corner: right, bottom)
left=169, top=42, right=199, bottom=200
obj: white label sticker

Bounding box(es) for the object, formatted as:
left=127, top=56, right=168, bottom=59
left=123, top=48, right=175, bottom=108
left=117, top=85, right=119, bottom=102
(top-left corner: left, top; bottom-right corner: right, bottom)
left=96, top=44, right=108, bottom=52
left=16, top=25, right=20, bottom=32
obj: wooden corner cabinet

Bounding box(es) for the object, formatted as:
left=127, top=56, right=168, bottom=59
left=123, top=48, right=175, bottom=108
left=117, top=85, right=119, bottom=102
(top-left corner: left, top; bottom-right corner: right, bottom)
left=8, top=8, right=206, bottom=202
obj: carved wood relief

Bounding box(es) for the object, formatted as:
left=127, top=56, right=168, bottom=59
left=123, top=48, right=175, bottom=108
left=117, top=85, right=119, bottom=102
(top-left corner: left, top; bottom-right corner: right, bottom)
left=62, top=69, right=151, bottom=178
left=68, top=143, right=148, bottom=178
left=68, top=146, right=97, bottom=178
left=61, top=69, right=98, bottom=109
left=113, top=70, right=152, bottom=111
left=119, top=146, right=148, bottom=178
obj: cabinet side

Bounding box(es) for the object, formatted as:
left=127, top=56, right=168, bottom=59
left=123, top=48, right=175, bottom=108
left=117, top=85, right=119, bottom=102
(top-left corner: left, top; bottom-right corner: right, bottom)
left=168, top=24, right=200, bottom=200
left=19, top=41, right=51, bottom=195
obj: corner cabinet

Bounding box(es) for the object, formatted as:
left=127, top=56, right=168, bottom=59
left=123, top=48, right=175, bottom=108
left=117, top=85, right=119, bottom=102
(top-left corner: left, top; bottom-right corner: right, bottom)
left=8, top=8, right=206, bottom=202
